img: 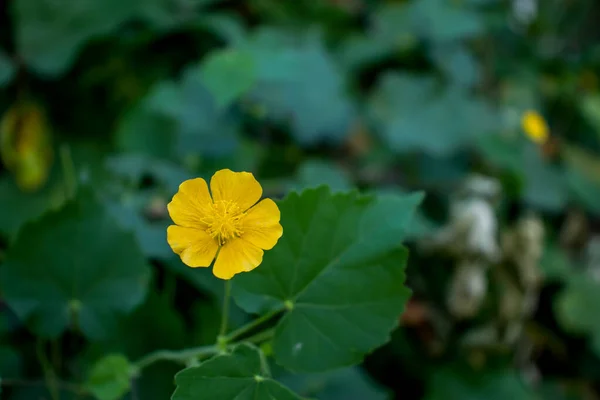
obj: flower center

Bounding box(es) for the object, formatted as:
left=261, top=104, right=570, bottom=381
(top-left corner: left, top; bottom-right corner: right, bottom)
left=204, top=200, right=244, bottom=245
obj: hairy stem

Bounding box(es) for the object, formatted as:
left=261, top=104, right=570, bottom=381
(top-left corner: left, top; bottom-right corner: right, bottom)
left=134, top=345, right=219, bottom=370
left=223, top=307, right=284, bottom=343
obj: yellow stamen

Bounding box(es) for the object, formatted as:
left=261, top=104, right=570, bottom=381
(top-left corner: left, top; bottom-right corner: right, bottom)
left=202, top=200, right=245, bottom=245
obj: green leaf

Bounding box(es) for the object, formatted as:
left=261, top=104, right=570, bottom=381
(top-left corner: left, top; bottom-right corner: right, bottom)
left=370, top=73, right=497, bottom=155
left=243, top=28, right=354, bottom=145
left=86, top=354, right=133, bottom=400
left=424, top=367, right=534, bottom=400
left=172, top=344, right=303, bottom=400
left=13, top=0, right=140, bottom=76
left=0, top=189, right=151, bottom=339
left=0, top=51, right=15, bottom=87
left=234, top=187, right=421, bottom=372
left=278, top=367, right=389, bottom=400
left=200, top=49, right=257, bottom=109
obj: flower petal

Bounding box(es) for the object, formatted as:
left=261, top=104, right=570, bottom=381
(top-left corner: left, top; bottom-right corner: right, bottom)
left=167, top=178, right=212, bottom=228
left=212, top=238, right=263, bottom=280
left=167, top=225, right=218, bottom=268
left=210, top=169, right=262, bottom=211
left=241, top=198, right=283, bottom=250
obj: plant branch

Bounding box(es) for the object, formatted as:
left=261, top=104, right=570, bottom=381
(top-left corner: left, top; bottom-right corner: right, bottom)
left=36, top=339, right=60, bottom=400
left=134, top=345, right=218, bottom=370
left=223, top=307, right=284, bottom=343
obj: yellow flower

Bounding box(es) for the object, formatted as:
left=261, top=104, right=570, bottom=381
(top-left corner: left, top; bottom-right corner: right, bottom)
left=521, top=110, right=549, bottom=144
left=167, top=169, right=283, bottom=280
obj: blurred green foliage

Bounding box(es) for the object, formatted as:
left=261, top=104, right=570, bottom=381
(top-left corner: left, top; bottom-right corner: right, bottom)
left=2, top=0, right=600, bottom=399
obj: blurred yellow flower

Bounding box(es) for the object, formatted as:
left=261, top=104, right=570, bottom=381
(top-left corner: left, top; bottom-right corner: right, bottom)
left=0, top=102, right=53, bottom=192
left=167, top=169, right=283, bottom=280
left=521, top=110, right=549, bottom=144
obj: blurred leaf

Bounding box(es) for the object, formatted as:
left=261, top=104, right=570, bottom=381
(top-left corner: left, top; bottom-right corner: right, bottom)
left=555, top=275, right=600, bottom=352
left=115, top=97, right=177, bottom=159
left=172, top=344, right=302, bottom=400
left=563, top=144, right=600, bottom=215
left=234, top=187, right=421, bottom=372
left=424, top=367, right=534, bottom=400
left=581, top=94, right=600, bottom=137
left=196, top=13, right=247, bottom=45
left=565, top=167, right=600, bottom=216
left=93, top=291, right=187, bottom=360
left=243, top=28, right=354, bottom=145
left=540, top=244, right=574, bottom=282
left=338, top=4, right=416, bottom=69
left=105, top=153, right=191, bottom=193
left=117, top=68, right=239, bottom=159
left=190, top=301, right=221, bottom=346
left=106, top=201, right=172, bottom=260
left=13, top=0, right=139, bottom=76
left=536, top=381, right=588, bottom=400
left=138, top=0, right=221, bottom=30
left=163, top=256, right=251, bottom=330
left=0, top=174, right=65, bottom=240
left=294, top=160, right=352, bottom=191
left=7, top=387, right=79, bottom=400
left=431, top=45, right=481, bottom=88
left=370, top=73, right=497, bottom=155
left=412, top=0, right=485, bottom=42
left=0, top=346, right=22, bottom=379
left=0, top=51, right=15, bottom=87
left=340, top=0, right=483, bottom=69
left=278, top=367, right=389, bottom=400
left=521, top=146, right=567, bottom=212
left=86, top=354, right=133, bottom=400
left=370, top=4, right=415, bottom=47
left=200, top=48, right=257, bottom=109
left=0, top=189, right=151, bottom=339
left=475, top=134, right=525, bottom=171
left=124, top=362, right=180, bottom=400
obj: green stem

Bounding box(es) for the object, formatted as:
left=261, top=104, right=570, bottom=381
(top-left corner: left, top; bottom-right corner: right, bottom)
left=219, top=280, right=232, bottom=338
left=223, top=307, right=284, bottom=343
left=134, top=345, right=218, bottom=370
left=258, top=347, right=272, bottom=377
left=244, top=328, right=275, bottom=346
left=36, top=339, right=59, bottom=400
left=59, top=144, right=77, bottom=198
